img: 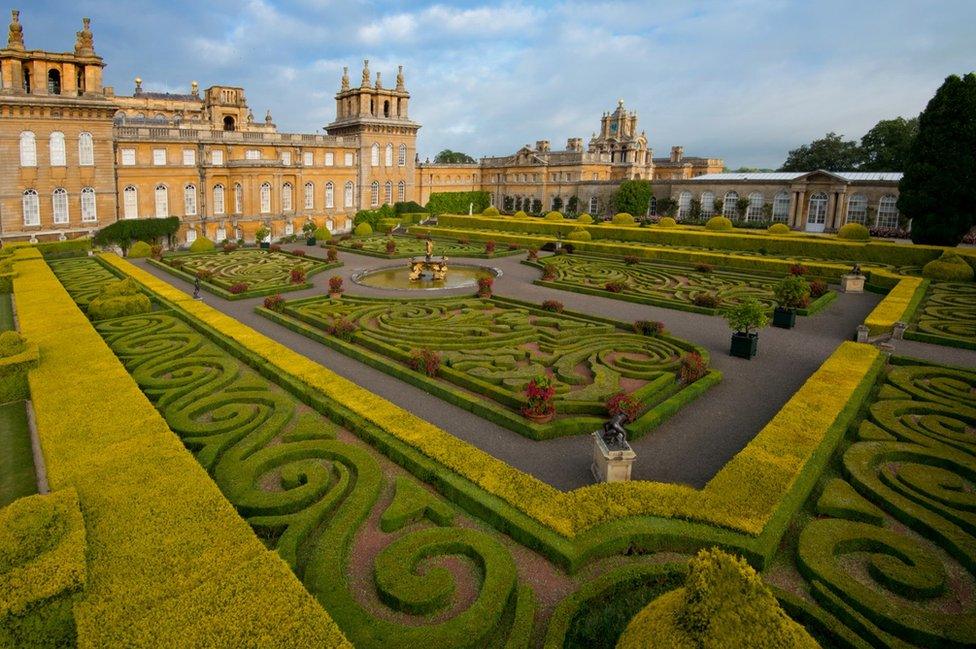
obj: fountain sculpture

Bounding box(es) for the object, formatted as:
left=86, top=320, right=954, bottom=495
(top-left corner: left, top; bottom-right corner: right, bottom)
left=409, top=238, right=449, bottom=281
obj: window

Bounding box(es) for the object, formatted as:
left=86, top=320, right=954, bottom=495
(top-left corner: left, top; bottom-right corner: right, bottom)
left=81, top=187, right=97, bottom=222
left=370, top=181, right=379, bottom=206
left=22, top=189, right=39, bottom=226
left=385, top=143, right=393, bottom=166
left=245, top=149, right=261, bottom=160
left=325, top=152, right=334, bottom=166
left=589, top=196, right=598, bottom=214
left=211, top=150, right=224, bottom=165
left=398, top=144, right=407, bottom=166
left=876, top=195, right=899, bottom=228
left=213, top=184, right=225, bottom=215
left=216, top=226, right=227, bottom=242
left=78, top=133, right=94, bottom=166
left=648, top=196, right=657, bottom=216
left=678, top=191, right=692, bottom=219
left=121, top=148, right=135, bottom=166
left=234, top=183, right=243, bottom=213
left=49, top=132, right=66, bottom=166
left=52, top=188, right=69, bottom=224
left=344, top=152, right=354, bottom=166
left=281, top=151, right=292, bottom=165
left=153, top=149, right=166, bottom=165
left=384, top=181, right=392, bottom=205
left=344, top=181, right=354, bottom=207
left=184, top=184, right=197, bottom=216
left=155, top=184, right=169, bottom=217
left=845, top=194, right=868, bottom=224
left=700, top=192, right=715, bottom=217
left=746, top=192, right=764, bottom=221
left=123, top=186, right=138, bottom=219
left=304, top=182, right=314, bottom=210
left=19, top=132, right=36, bottom=167
left=723, top=191, right=738, bottom=218
left=772, top=192, right=791, bottom=222
left=260, top=182, right=271, bottom=213
left=807, top=192, right=828, bottom=226
left=397, top=180, right=405, bottom=203
left=326, top=182, right=334, bottom=208
left=371, top=143, right=379, bottom=167
left=303, top=151, right=313, bottom=167
left=186, top=228, right=197, bottom=244
left=47, top=69, right=61, bottom=95
left=282, top=182, right=293, bottom=212
left=284, top=223, right=294, bottom=236
left=182, top=149, right=196, bottom=166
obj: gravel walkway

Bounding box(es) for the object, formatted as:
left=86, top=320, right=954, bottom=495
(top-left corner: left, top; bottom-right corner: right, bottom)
left=132, top=247, right=975, bottom=491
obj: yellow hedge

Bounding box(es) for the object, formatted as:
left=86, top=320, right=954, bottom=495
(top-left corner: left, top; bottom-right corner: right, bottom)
left=103, top=254, right=882, bottom=541
left=863, top=276, right=927, bottom=335
left=13, top=251, right=350, bottom=648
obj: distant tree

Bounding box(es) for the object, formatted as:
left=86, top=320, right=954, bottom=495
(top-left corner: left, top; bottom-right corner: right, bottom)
left=566, top=195, right=579, bottom=215
left=899, top=73, right=976, bottom=246
left=531, top=198, right=543, bottom=214
left=779, top=132, right=862, bottom=171
left=434, top=149, right=476, bottom=164
left=612, top=180, right=653, bottom=216
left=503, top=195, right=514, bottom=212
left=552, top=196, right=563, bottom=212
left=859, top=116, right=919, bottom=171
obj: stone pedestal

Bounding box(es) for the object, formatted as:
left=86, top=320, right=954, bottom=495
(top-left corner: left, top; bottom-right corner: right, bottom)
left=841, top=274, right=865, bottom=293
left=591, top=433, right=636, bottom=483
left=892, top=321, right=907, bottom=340
left=856, top=324, right=869, bottom=343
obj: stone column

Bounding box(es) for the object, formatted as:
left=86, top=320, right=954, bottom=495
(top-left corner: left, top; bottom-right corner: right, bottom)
left=825, top=192, right=836, bottom=229
left=794, top=191, right=806, bottom=228
left=834, top=192, right=847, bottom=229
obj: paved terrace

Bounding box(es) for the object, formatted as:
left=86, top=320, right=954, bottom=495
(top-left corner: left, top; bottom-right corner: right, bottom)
left=132, top=248, right=976, bottom=491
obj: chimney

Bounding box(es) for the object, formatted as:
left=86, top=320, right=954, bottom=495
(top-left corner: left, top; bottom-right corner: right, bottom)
left=535, top=140, right=550, bottom=153
left=567, top=137, right=582, bottom=152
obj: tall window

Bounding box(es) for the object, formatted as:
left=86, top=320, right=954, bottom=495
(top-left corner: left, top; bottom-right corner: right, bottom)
left=304, top=182, right=314, bottom=210
left=700, top=191, right=715, bottom=217
left=385, top=143, right=393, bottom=166
left=19, top=131, right=36, bottom=167
left=81, top=187, right=97, bottom=222
left=303, top=151, right=313, bottom=166
left=234, top=183, right=243, bottom=213
left=49, top=132, right=66, bottom=166
left=184, top=184, right=197, bottom=216
left=772, top=192, right=790, bottom=222
left=677, top=191, right=692, bottom=219
left=22, top=189, right=40, bottom=226
left=344, top=152, right=353, bottom=166
left=384, top=181, right=392, bottom=205
left=325, top=152, right=334, bottom=166
left=723, top=191, right=738, bottom=218
left=260, top=182, right=271, bottom=213
left=397, top=180, right=405, bottom=203
left=182, top=149, right=196, bottom=166
left=245, top=149, right=261, bottom=160
left=370, top=143, right=380, bottom=167
left=123, top=186, right=138, bottom=219
left=370, top=181, right=379, bottom=206
left=211, top=150, right=224, bottom=165
left=746, top=192, right=764, bottom=221
left=155, top=184, right=169, bottom=218
left=876, top=195, right=899, bottom=228
left=121, top=148, right=136, bottom=165
left=845, top=194, right=868, bottom=224
left=398, top=144, right=407, bottom=166
left=807, top=192, right=828, bottom=226
left=78, top=133, right=94, bottom=166
left=344, top=181, right=354, bottom=207
left=213, top=184, right=225, bottom=215
left=47, top=69, right=61, bottom=95
left=153, top=149, right=166, bottom=165
left=648, top=196, right=657, bottom=216
left=325, top=182, right=334, bottom=208
left=588, top=196, right=598, bottom=214
left=52, top=188, right=69, bottom=224
left=282, top=182, right=293, bottom=211
left=281, top=151, right=292, bottom=165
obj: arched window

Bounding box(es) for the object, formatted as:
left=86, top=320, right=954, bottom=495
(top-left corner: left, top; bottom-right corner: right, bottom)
left=648, top=195, right=657, bottom=216
left=184, top=184, right=197, bottom=216
left=49, top=131, right=66, bottom=166
left=384, top=180, right=392, bottom=205
left=845, top=194, right=868, bottom=224
left=700, top=191, right=715, bottom=217
left=325, top=182, right=334, bottom=209
left=78, top=132, right=94, bottom=166
left=22, top=189, right=40, bottom=226
left=397, top=180, right=405, bottom=203
left=746, top=192, right=764, bottom=221
left=19, top=132, right=36, bottom=167
left=52, top=188, right=69, bottom=224
left=234, top=183, right=243, bottom=213
left=81, top=187, right=97, bottom=222
left=260, top=182, right=271, bottom=213
left=588, top=196, right=598, bottom=214
left=385, top=143, right=393, bottom=166
left=344, top=181, right=354, bottom=207
left=123, top=185, right=138, bottom=219
left=876, top=195, right=899, bottom=228
left=304, top=182, right=314, bottom=210
left=213, top=184, right=225, bottom=215
left=398, top=144, right=407, bottom=166
left=383, top=100, right=390, bottom=117
left=371, top=143, right=379, bottom=167
left=722, top=191, right=739, bottom=218
left=155, top=184, right=169, bottom=218
left=677, top=191, right=692, bottom=219
left=370, top=181, right=379, bottom=207
left=223, top=115, right=235, bottom=131
left=772, top=192, right=791, bottom=222
left=47, top=69, right=61, bottom=95
left=282, top=182, right=293, bottom=212
left=22, top=65, right=30, bottom=93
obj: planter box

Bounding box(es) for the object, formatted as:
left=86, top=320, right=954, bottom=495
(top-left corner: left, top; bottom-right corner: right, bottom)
left=591, top=432, right=636, bottom=483
left=841, top=274, right=865, bottom=293
left=259, top=242, right=270, bottom=249
left=772, top=307, right=796, bottom=329
left=730, top=332, right=759, bottom=359
left=306, top=238, right=317, bottom=246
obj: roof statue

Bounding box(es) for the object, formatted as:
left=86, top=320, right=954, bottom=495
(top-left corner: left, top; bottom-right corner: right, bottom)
left=361, top=59, right=371, bottom=88
left=341, top=66, right=349, bottom=91
left=396, top=65, right=405, bottom=91
left=74, top=17, right=94, bottom=56
left=375, top=71, right=382, bottom=89
left=7, top=10, right=24, bottom=50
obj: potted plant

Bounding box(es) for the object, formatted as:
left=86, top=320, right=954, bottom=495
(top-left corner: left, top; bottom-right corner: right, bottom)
left=255, top=225, right=271, bottom=249
left=723, top=298, right=769, bottom=359
left=521, top=375, right=555, bottom=424
left=328, top=275, right=344, bottom=299
left=772, top=275, right=809, bottom=329
left=302, top=221, right=317, bottom=246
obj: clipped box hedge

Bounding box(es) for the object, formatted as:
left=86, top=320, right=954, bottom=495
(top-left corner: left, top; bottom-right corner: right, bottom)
left=863, top=277, right=928, bottom=335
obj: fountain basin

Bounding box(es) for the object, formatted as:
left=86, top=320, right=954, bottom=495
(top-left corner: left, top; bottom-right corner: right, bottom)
left=352, top=264, right=501, bottom=291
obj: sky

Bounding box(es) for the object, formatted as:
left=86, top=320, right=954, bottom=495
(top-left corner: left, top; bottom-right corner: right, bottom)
left=17, top=0, right=976, bottom=168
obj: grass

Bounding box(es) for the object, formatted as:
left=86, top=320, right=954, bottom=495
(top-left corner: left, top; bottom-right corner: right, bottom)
left=0, top=401, right=37, bottom=507
left=0, top=293, right=13, bottom=330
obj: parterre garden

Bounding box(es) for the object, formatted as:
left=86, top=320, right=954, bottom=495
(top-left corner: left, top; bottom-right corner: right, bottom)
left=335, top=234, right=523, bottom=259
left=906, top=281, right=976, bottom=349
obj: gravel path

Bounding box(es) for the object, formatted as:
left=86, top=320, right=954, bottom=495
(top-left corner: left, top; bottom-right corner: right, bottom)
left=132, top=246, right=975, bottom=491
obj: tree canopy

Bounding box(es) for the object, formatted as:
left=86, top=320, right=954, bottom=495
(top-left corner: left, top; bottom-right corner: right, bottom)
left=612, top=180, right=653, bottom=217
left=433, top=149, right=476, bottom=164
left=779, top=132, right=862, bottom=171
left=859, top=116, right=919, bottom=171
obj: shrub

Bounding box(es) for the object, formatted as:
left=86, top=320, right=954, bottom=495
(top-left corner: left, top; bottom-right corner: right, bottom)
left=354, top=223, right=373, bottom=237
left=289, top=267, right=307, bottom=284
left=328, top=275, right=344, bottom=294
left=521, top=375, right=555, bottom=418
left=808, top=280, right=829, bottom=298
left=566, top=228, right=591, bottom=241
left=327, top=316, right=356, bottom=340
left=692, top=293, right=722, bottom=308
left=605, top=280, right=626, bottom=293
left=513, top=210, right=528, bottom=219
left=227, top=282, right=249, bottom=294
left=457, top=237, right=470, bottom=245
left=705, top=216, right=733, bottom=231
left=544, top=211, right=563, bottom=221
left=527, top=247, right=539, bottom=260
left=633, top=320, right=665, bottom=336
left=612, top=212, right=635, bottom=226
left=695, top=263, right=714, bottom=273
left=477, top=276, right=493, bottom=298
left=125, top=241, right=152, bottom=258
left=485, top=240, right=496, bottom=254
left=188, top=237, right=215, bottom=253
left=326, top=246, right=338, bottom=262
left=922, top=252, right=975, bottom=281
left=222, top=241, right=238, bottom=253
left=351, top=241, right=364, bottom=249
left=87, top=293, right=151, bottom=320
left=385, top=239, right=397, bottom=255
left=835, top=222, right=870, bottom=240
left=507, top=243, right=519, bottom=251
left=768, top=222, right=792, bottom=235
left=789, top=264, right=807, bottom=276
left=657, top=217, right=677, bottom=228
left=773, top=275, right=810, bottom=310
left=723, top=298, right=770, bottom=334
left=195, top=269, right=213, bottom=281
left=268, top=244, right=281, bottom=253
left=407, top=349, right=441, bottom=377
left=541, top=263, right=556, bottom=280
left=482, top=206, right=500, bottom=216
left=606, top=392, right=642, bottom=422
left=577, top=213, right=593, bottom=224
left=314, top=227, right=332, bottom=241
left=291, top=249, right=306, bottom=257
left=679, top=352, right=707, bottom=385
left=0, top=331, right=27, bottom=357
left=541, top=300, right=564, bottom=313
left=426, top=190, right=490, bottom=215
left=263, top=294, right=285, bottom=312
left=624, top=255, right=640, bottom=266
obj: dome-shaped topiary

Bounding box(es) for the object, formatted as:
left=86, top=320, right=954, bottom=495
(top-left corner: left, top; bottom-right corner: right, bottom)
left=513, top=210, right=528, bottom=219
left=768, top=222, right=792, bottom=235
left=705, top=216, right=733, bottom=231
left=354, top=222, right=373, bottom=237
left=612, top=212, right=635, bottom=226
left=658, top=217, right=677, bottom=228
left=922, top=252, right=975, bottom=281
left=482, top=206, right=500, bottom=216
left=566, top=228, right=591, bottom=241
left=577, top=213, right=593, bottom=224
left=127, top=241, right=153, bottom=258
left=837, top=222, right=870, bottom=240
left=188, top=237, right=215, bottom=253
left=314, top=227, right=332, bottom=241
left=545, top=211, right=564, bottom=221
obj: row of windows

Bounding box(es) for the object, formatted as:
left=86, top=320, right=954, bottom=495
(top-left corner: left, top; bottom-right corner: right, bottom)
left=119, top=148, right=357, bottom=167
left=669, top=190, right=899, bottom=227
left=21, top=188, right=97, bottom=226
left=19, top=131, right=94, bottom=167
left=369, top=181, right=407, bottom=206
left=370, top=143, right=408, bottom=167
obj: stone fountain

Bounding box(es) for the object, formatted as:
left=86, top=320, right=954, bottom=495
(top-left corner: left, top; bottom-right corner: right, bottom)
left=409, top=239, right=449, bottom=281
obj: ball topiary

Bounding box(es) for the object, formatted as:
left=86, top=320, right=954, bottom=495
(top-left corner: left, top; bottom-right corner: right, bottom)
left=922, top=253, right=975, bottom=281
left=127, top=241, right=153, bottom=258
left=657, top=217, right=677, bottom=228
left=188, top=237, right=215, bottom=253
left=566, top=228, right=591, bottom=241
left=0, top=331, right=27, bottom=358
left=577, top=213, right=593, bottom=224
left=482, top=206, right=500, bottom=216
left=513, top=210, right=528, bottom=219
left=767, top=222, right=792, bottom=235
left=354, top=222, right=373, bottom=237
left=612, top=212, right=635, bottom=226
left=545, top=211, right=564, bottom=221
left=837, top=222, right=870, bottom=240
left=705, top=216, right=733, bottom=231
left=314, top=227, right=332, bottom=241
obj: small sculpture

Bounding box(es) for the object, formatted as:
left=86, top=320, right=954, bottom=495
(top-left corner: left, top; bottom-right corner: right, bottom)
left=425, top=238, right=433, bottom=261
left=193, top=276, right=201, bottom=300
left=850, top=263, right=862, bottom=276
left=601, top=412, right=629, bottom=447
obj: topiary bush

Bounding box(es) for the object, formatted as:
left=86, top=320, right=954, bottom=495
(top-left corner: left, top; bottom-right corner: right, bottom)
left=705, top=216, right=733, bottom=231
left=566, top=228, right=591, bottom=241
left=837, top=222, right=870, bottom=240
left=513, top=210, right=528, bottom=219
left=482, top=206, right=500, bottom=216
left=922, top=252, right=975, bottom=281
left=314, top=227, right=332, bottom=242
left=612, top=213, right=636, bottom=226
left=354, top=223, right=373, bottom=237
left=545, top=211, right=564, bottom=221
left=767, top=222, right=792, bottom=235
left=657, top=217, right=677, bottom=228
left=577, top=213, right=593, bottom=224
left=127, top=241, right=153, bottom=258
left=87, top=292, right=151, bottom=321
left=0, top=331, right=27, bottom=357
left=188, top=237, right=215, bottom=253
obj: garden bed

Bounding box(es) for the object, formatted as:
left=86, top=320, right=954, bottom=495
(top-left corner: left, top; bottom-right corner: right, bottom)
left=904, top=280, right=976, bottom=349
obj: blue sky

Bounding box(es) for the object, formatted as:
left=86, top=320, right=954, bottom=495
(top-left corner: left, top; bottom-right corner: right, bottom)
left=17, top=0, right=976, bottom=168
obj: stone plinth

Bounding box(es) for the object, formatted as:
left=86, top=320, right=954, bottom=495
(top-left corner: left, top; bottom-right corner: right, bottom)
left=841, top=274, right=865, bottom=293
left=591, top=432, right=636, bottom=483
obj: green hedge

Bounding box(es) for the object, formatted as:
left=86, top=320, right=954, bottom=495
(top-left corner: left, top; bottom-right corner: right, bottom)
left=93, top=217, right=180, bottom=250
left=426, top=191, right=490, bottom=216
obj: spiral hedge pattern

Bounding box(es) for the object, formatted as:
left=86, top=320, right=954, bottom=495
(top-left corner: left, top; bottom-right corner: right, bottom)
left=336, top=235, right=521, bottom=259
left=166, top=249, right=330, bottom=291
left=797, top=360, right=976, bottom=648
left=47, top=257, right=121, bottom=306
left=913, top=281, right=976, bottom=345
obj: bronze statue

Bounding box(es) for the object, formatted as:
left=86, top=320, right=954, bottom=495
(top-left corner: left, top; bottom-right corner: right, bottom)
left=850, top=263, right=862, bottom=276
left=601, top=412, right=629, bottom=447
